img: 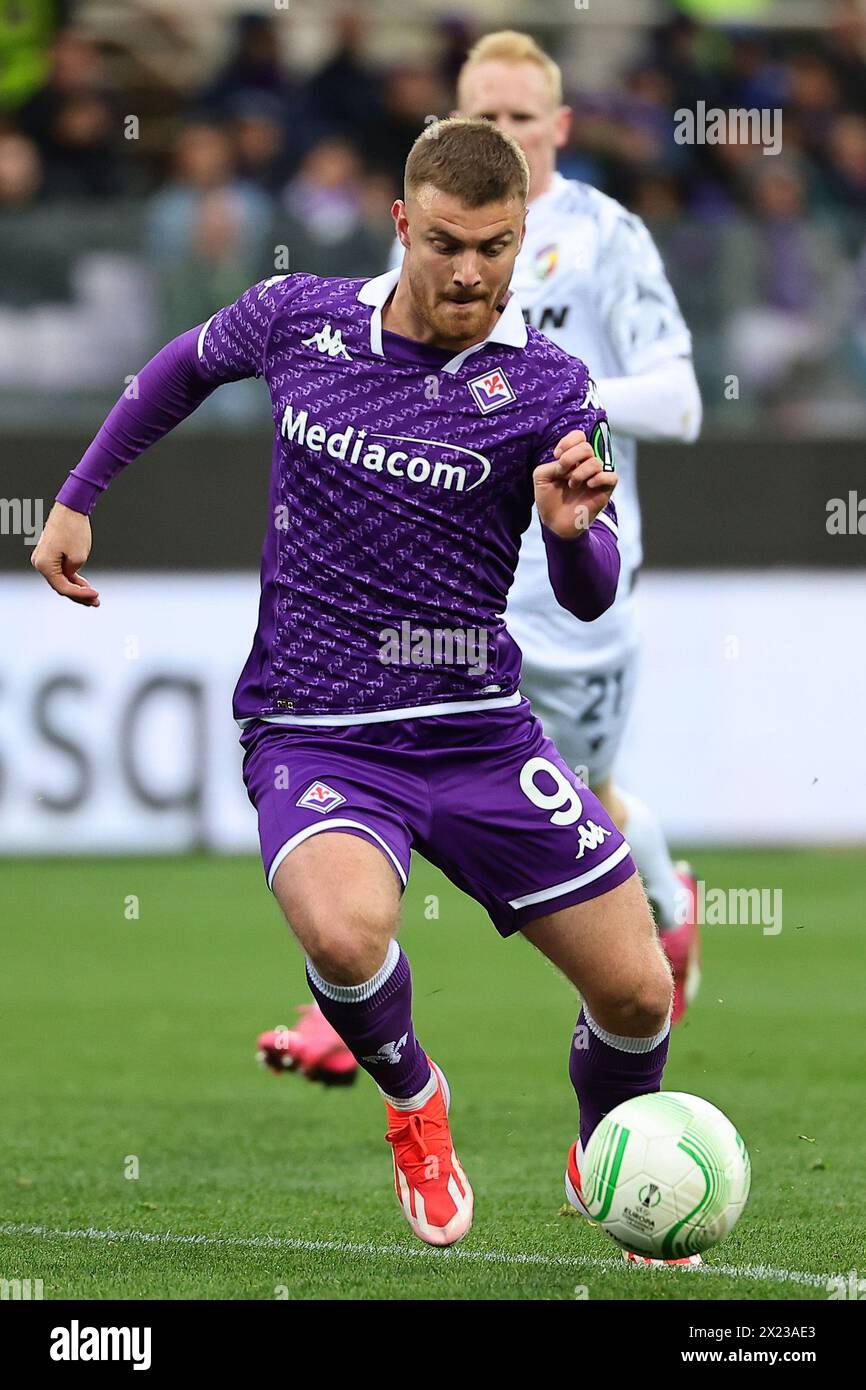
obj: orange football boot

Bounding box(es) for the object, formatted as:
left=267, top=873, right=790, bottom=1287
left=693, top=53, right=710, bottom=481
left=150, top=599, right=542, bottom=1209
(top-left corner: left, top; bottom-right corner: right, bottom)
left=384, top=1060, right=473, bottom=1247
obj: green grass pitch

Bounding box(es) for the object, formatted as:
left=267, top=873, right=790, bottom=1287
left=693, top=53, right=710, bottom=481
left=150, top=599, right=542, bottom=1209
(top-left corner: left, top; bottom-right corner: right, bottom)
left=1, top=849, right=864, bottom=1300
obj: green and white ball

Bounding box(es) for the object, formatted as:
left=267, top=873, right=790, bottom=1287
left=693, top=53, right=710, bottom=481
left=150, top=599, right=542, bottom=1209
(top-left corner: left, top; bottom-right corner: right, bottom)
left=581, top=1092, right=751, bottom=1259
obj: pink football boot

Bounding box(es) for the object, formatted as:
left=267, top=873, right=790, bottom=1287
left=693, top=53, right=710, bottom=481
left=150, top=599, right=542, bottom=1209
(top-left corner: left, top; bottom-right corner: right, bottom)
left=256, top=1003, right=358, bottom=1085
left=662, top=862, right=702, bottom=1025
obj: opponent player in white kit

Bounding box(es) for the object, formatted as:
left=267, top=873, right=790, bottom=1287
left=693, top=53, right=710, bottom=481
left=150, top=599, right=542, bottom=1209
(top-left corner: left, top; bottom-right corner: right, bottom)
left=460, top=32, right=703, bottom=1023
left=258, top=31, right=703, bottom=1084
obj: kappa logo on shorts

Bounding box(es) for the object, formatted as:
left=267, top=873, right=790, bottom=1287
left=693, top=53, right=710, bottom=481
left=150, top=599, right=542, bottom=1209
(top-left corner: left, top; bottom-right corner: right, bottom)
left=467, top=366, right=516, bottom=414
left=574, top=819, right=612, bottom=860
left=297, top=780, right=346, bottom=814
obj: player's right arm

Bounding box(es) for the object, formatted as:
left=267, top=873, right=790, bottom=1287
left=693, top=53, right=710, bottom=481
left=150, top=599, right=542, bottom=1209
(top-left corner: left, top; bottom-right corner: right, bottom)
left=31, top=502, right=100, bottom=605
left=31, top=274, right=303, bottom=605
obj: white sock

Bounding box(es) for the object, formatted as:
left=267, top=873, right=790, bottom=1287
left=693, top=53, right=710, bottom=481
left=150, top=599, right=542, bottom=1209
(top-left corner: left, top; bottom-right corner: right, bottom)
left=380, top=1070, right=438, bottom=1110
left=618, top=789, right=681, bottom=932
left=306, top=939, right=400, bottom=1002
left=583, top=1003, right=672, bottom=1051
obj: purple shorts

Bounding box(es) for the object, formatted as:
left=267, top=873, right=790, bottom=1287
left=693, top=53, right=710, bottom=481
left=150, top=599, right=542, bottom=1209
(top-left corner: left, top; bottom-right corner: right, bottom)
left=240, top=699, right=636, bottom=938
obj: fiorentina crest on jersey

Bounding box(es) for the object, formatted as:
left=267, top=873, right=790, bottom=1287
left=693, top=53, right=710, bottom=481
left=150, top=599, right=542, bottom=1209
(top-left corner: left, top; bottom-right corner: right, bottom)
left=297, top=780, right=346, bottom=814
left=467, top=366, right=516, bottom=414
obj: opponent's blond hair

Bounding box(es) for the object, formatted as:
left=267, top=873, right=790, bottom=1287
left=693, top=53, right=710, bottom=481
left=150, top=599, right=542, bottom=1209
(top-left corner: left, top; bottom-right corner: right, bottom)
left=458, top=30, right=563, bottom=108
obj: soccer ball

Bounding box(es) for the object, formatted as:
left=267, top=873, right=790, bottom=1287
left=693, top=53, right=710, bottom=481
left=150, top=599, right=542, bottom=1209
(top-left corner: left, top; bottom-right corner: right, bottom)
left=581, top=1091, right=751, bottom=1259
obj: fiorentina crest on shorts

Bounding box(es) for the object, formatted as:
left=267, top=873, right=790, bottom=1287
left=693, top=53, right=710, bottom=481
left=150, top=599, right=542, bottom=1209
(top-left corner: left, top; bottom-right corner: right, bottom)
left=297, top=780, right=346, bottom=814
left=467, top=366, right=516, bottom=414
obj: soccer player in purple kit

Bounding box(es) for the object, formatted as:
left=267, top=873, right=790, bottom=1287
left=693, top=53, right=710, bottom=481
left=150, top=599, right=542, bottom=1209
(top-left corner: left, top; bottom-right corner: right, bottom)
left=33, top=118, right=685, bottom=1261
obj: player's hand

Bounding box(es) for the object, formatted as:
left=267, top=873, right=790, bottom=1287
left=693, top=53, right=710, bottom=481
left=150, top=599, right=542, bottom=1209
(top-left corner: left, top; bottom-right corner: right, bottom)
left=533, top=429, right=618, bottom=540
left=31, top=502, right=100, bottom=606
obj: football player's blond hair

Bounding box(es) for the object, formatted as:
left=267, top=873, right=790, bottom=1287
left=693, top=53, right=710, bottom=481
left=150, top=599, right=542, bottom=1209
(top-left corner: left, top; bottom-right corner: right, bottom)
left=405, top=116, right=529, bottom=207
left=458, top=30, right=563, bottom=108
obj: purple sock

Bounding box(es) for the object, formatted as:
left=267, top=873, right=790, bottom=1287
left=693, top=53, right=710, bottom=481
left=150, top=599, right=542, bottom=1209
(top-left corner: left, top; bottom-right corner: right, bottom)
left=306, top=941, right=432, bottom=1103
left=569, top=1004, right=670, bottom=1151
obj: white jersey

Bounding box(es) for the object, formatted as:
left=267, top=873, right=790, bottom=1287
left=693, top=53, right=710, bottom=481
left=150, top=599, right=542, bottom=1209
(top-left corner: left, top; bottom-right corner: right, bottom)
left=510, top=173, right=692, bottom=599
left=388, top=175, right=693, bottom=663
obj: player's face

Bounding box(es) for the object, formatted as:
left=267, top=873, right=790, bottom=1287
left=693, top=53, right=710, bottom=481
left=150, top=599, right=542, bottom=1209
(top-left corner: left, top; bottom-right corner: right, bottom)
left=396, top=185, right=526, bottom=348
left=457, top=61, right=572, bottom=201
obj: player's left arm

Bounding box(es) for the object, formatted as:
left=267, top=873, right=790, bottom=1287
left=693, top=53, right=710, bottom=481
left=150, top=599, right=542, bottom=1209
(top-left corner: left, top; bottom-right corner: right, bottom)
left=594, top=210, right=702, bottom=444
left=533, top=373, right=620, bottom=622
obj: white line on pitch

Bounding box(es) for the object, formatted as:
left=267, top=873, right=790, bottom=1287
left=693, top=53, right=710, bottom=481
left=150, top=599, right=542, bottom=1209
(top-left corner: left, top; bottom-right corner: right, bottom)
left=0, top=1222, right=832, bottom=1290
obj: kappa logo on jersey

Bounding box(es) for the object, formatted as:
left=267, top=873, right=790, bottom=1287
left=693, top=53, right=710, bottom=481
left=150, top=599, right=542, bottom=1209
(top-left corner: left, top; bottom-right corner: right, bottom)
left=534, top=242, right=560, bottom=280
left=467, top=367, right=516, bottom=415
left=362, top=1032, right=409, bottom=1066
left=574, top=819, right=613, bottom=860
left=297, top=780, right=346, bottom=814
left=302, top=321, right=353, bottom=360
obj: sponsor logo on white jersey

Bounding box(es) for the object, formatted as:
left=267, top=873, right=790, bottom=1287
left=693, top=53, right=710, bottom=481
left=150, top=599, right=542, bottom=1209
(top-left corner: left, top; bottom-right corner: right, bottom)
left=533, top=243, right=559, bottom=280
left=523, top=303, right=571, bottom=333
left=302, top=322, right=353, bottom=360
left=363, top=1031, right=409, bottom=1065
left=467, top=367, right=516, bottom=414
left=279, top=403, right=491, bottom=492
left=297, top=780, right=346, bottom=814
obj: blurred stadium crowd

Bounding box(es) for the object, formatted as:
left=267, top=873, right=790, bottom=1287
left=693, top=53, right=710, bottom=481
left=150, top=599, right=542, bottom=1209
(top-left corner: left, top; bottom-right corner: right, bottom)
left=1, top=0, right=866, bottom=431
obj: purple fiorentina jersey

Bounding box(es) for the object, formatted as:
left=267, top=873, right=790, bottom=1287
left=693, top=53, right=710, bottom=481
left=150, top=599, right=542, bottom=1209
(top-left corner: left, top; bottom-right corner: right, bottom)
left=194, top=268, right=612, bottom=723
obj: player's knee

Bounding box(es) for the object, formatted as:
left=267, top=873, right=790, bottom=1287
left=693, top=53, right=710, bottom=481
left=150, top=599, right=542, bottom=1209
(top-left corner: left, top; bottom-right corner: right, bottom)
left=302, top=910, right=396, bottom=986
left=633, top=953, right=674, bottom=1032
left=626, top=977, right=673, bottom=1037
left=273, top=837, right=400, bottom=983
left=592, top=958, right=672, bottom=1038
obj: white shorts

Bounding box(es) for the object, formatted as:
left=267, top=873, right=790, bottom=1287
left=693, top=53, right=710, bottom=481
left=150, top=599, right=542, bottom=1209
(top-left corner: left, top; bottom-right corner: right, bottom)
left=509, top=593, right=640, bottom=786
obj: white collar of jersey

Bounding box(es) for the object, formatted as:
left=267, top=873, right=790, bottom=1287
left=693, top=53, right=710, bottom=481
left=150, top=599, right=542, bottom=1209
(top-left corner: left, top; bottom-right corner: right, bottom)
left=527, top=170, right=568, bottom=219
left=357, top=267, right=528, bottom=374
